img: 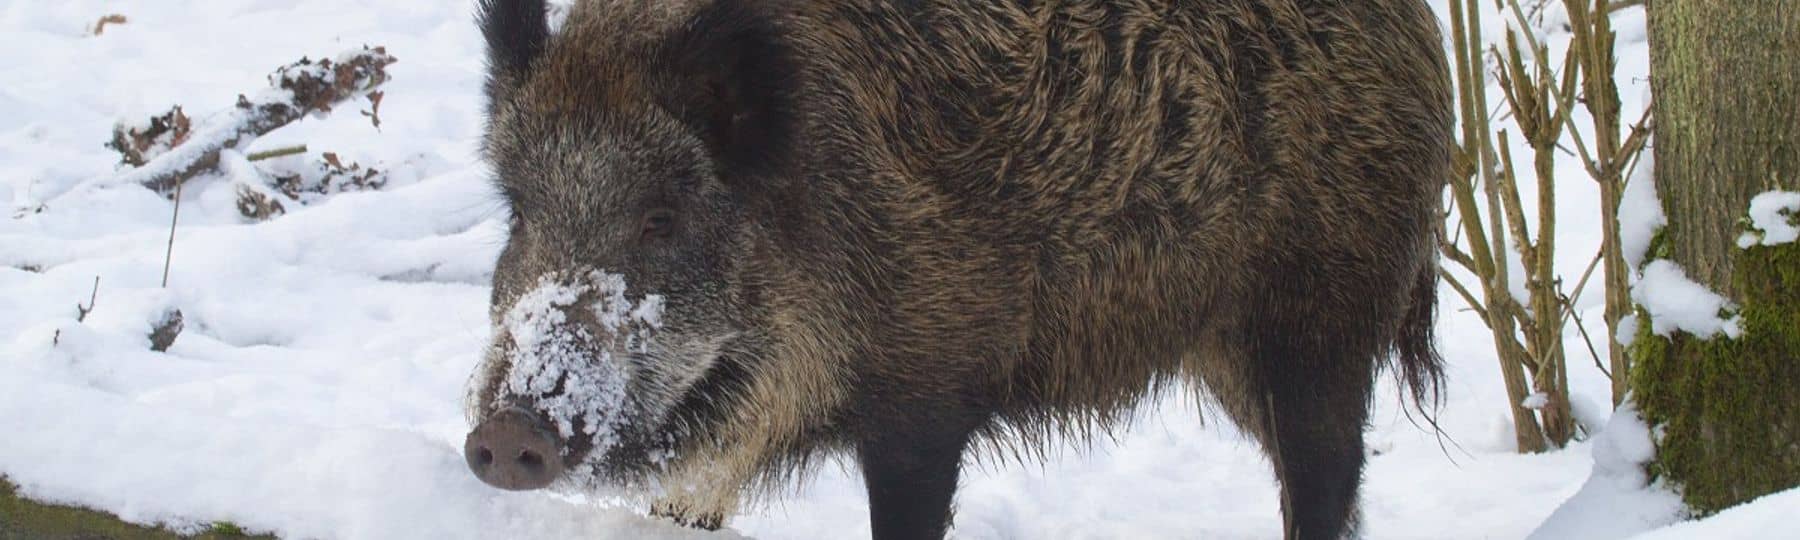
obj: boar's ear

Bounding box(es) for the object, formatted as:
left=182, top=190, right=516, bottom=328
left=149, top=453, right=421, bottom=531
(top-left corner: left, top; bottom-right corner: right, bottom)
left=663, top=1, right=799, bottom=179
left=477, top=0, right=550, bottom=95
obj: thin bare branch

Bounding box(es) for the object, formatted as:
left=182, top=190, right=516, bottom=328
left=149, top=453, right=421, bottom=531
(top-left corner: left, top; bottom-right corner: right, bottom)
left=1441, top=237, right=1480, bottom=272
left=1440, top=268, right=1491, bottom=325
left=1569, top=305, right=1613, bottom=381
left=1561, top=250, right=1606, bottom=323
left=246, top=145, right=308, bottom=162
left=1493, top=132, right=1537, bottom=264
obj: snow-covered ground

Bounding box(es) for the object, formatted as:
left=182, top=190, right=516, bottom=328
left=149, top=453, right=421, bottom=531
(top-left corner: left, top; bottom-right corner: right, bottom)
left=0, top=2, right=1787, bottom=539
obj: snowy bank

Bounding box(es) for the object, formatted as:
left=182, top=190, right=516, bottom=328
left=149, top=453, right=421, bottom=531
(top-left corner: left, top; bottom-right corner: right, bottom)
left=1527, top=402, right=1685, bottom=540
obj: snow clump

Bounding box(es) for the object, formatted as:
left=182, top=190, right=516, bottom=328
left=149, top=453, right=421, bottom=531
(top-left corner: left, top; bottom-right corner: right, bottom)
left=1631, top=260, right=1742, bottom=339
left=1527, top=400, right=1686, bottom=539
left=1737, top=190, right=1800, bottom=248
left=500, top=270, right=664, bottom=457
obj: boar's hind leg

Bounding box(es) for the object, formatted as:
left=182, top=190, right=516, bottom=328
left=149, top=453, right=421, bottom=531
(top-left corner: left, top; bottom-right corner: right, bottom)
left=1250, top=317, right=1378, bottom=540
left=855, top=414, right=980, bottom=540
left=1202, top=295, right=1378, bottom=540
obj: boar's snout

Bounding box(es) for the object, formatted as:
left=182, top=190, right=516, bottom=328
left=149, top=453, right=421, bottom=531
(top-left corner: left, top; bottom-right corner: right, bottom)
left=464, top=406, right=563, bottom=490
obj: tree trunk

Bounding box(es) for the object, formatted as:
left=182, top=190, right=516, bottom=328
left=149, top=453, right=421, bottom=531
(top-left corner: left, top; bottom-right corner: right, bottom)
left=1636, top=0, right=1800, bottom=514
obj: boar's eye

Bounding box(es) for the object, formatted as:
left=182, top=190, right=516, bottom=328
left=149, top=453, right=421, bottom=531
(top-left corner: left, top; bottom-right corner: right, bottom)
left=641, top=208, right=676, bottom=240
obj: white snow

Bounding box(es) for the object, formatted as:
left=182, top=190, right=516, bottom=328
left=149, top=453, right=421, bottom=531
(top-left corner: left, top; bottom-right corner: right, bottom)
left=1615, top=313, right=1639, bottom=347
left=1628, top=487, right=1800, bottom=540
left=1631, top=260, right=1743, bottom=339
left=1527, top=401, right=1687, bottom=540
left=491, top=271, right=661, bottom=457
left=1566, top=393, right=1611, bottom=440
left=0, top=2, right=1786, bottom=539
left=1618, top=152, right=1666, bottom=269
left=1738, top=190, right=1800, bottom=247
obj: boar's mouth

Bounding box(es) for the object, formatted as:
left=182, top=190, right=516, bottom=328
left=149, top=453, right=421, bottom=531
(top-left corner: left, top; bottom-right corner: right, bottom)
left=556, top=345, right=752, bottom=482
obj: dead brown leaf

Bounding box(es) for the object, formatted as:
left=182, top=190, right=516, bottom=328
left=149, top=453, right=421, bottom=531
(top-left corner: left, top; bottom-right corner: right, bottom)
left=92, top=14, right=127, bottom=36
left=362, top=91, right=385, bottom=130
left=107, top=106, right=193, bottom=167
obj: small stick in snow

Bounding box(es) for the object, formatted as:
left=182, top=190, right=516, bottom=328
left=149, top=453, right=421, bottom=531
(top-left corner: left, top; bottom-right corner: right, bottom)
left=246, top=144, right=309, bottom=162
left=162, top=179, right=181, bottom=288
left=156, top=173, right=185, bottom=351
left=59, top=276, right=102, bottom=348
left=90, top=46, right=396, bottom=198
left=76, top=276, right=99, bottom=322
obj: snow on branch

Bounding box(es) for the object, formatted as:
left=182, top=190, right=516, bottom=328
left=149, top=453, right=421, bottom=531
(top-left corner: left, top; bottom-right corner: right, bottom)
left=95, top=46, right=396, bottom=197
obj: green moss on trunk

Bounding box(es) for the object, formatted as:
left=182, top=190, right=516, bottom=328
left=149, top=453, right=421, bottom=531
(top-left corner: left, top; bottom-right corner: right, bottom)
left=0, top=478, right=270, bottom=540
left=1643, top=0, right=1800, bottom=517
left=1630, top=238, right=1800, bottom=514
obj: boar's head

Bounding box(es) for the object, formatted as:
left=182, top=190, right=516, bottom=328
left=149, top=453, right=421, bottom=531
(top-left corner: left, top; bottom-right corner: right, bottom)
left=462, top=0, right=796, bottom=492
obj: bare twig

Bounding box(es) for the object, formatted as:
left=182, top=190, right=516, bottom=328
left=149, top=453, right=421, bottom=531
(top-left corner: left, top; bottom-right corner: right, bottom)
left=1440, top=268, right=1492, bottom=323
left=1448, top=0, right=1551, bottom=453
left=162, top=179, right=181, bottom=288
left=1568, top=0, right=1635, bottom=406
left=1493, top=132, right=1536, bottom=266
left=76, top=276, right=99, bottom=322
left=1504, top=0, right=1606, bottom=181
left=247, top=145, right=308, bottom=162
left=1440, top=237, right=1480, bottom=272
left=1615, top=107, right=1656, bottom=185
left=1617, top=113, right=1654, bottom=190
left=1569, top=302, right=1612, bottom=380
left=1561, top=250, right=1607, bottom=323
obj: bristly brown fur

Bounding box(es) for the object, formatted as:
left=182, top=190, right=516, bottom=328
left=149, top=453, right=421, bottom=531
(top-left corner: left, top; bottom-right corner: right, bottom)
left=475, top=0, right=1450, bottom=537
left=752, top=0, right=1452, bottom=457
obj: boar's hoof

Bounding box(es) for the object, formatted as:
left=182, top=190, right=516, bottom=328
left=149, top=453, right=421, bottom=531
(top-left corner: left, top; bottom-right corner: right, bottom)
left=465, top=407, right=563, bottom=490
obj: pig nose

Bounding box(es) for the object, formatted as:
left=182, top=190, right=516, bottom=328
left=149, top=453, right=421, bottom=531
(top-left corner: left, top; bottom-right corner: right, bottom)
left=464, top=407, right=564, bottom=490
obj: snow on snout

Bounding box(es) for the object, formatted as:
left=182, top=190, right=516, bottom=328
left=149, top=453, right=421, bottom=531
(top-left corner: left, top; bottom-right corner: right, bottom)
left=500, top=270, right=664, bottom=457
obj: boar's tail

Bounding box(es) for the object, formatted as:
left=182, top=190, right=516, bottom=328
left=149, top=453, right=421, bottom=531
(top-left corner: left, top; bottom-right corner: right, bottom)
left=1395, top=262, right=1447, bottom=417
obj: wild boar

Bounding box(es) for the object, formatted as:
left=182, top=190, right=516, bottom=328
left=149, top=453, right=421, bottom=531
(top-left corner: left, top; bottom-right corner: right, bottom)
left=462, top=1, right=1451, bottom=538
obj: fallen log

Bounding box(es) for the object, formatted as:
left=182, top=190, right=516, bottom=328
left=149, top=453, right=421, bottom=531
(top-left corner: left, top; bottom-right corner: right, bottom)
left=96, top=46, right=395, bottom=197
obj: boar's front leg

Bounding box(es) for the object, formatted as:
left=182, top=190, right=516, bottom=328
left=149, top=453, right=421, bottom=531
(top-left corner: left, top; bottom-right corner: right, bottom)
left=648, top=500, right=724, bottom=531
left=855, top=413, right=980, bottom=540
